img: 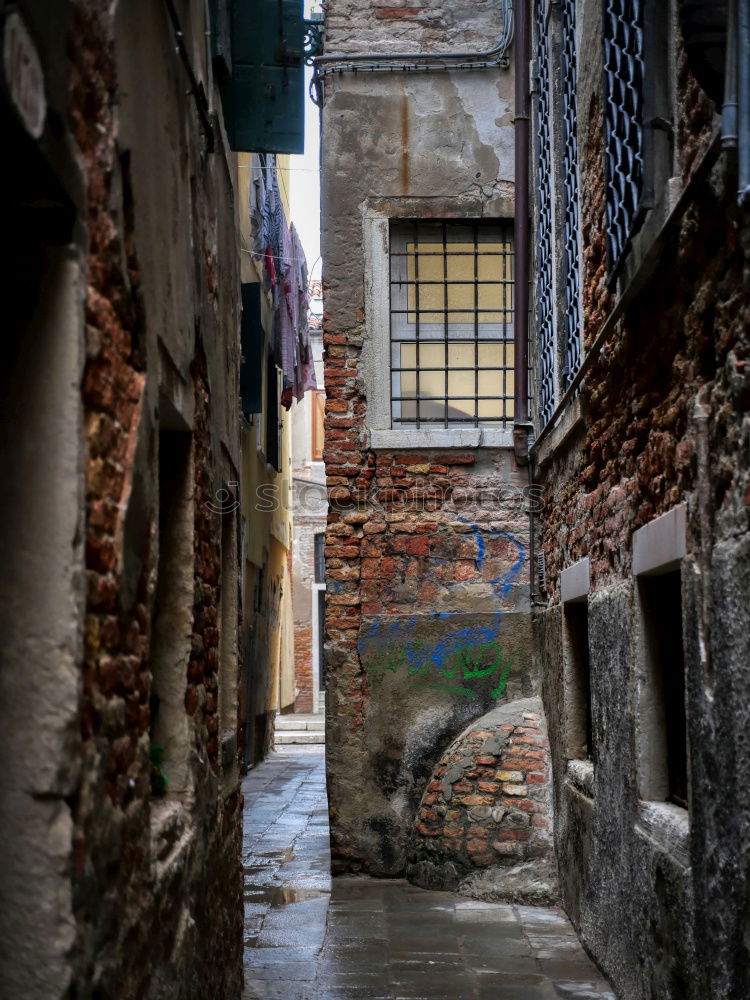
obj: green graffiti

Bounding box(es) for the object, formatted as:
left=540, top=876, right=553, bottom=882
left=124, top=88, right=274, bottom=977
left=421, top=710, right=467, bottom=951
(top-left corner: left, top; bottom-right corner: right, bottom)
left=364, top=638, right=518, bottom=700
left=364, top=643, right=407, bottom=676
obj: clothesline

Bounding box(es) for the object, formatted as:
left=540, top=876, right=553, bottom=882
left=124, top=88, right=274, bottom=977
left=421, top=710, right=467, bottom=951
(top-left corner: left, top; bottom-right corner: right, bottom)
left=242, top=248, right=310, bottom=266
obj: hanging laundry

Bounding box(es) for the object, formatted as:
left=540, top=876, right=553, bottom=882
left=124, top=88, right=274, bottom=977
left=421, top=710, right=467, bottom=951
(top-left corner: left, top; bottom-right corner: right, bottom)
left=247, top=158, right=317, bottom=406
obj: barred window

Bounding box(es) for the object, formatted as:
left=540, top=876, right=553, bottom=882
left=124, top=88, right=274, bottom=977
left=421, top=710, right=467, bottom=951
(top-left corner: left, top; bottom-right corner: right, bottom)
left=533, top=0, right=556, bottom=429
left=560, top=0, right=582, bottom=388
left=533, top=0, right=584, bottom=430
left=389, top=221, right=514, bottom=428
left=603, top=0, right=671, bottom=276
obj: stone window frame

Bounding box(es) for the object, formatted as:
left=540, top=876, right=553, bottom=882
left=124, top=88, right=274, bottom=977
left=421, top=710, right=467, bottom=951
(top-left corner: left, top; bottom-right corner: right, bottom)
left=561, top=557, right=595, bottom=799
left=632, top=503, right=691, bottom=862
left=363, top=202, right=515, bottom=451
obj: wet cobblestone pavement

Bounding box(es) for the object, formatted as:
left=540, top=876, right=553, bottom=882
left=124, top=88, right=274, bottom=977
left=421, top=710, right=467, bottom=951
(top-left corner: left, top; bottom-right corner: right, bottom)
left=243, top=747, right=616, bottom=1000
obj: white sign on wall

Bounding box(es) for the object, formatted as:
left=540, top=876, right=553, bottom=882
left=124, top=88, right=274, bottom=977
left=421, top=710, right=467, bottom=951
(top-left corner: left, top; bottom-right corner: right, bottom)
left=3, top=11, right=46, bottom=140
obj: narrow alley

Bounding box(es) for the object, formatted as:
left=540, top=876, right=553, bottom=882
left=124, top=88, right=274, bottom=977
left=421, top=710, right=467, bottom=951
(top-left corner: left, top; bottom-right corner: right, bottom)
left=242, top=748, right=615, bottom=1000
left=2, top=1, right=750, bottom=998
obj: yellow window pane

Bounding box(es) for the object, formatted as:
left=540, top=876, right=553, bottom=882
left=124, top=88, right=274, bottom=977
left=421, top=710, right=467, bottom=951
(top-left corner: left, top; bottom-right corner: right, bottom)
left=420, top=343, right=445, bottom=367
left=478, top=343, right=503, bottom=367
left=477, top=283, right=503, bottom=312
left=448, top=371, right=475, bottom=397
left=447, top=284, right=475, bottom=311
left=417, top=283, right=444, bottom=313
left=448, top=399, right=476, bottom=420
left=420, top=370, right=445, bottom=399
left=419, top=310, right=445, bottom=324
left=400, top=370, right=417, bottom=396
left=478, top=370, right=501, bottom=397
left=399, top=343, right=416, bottom=367
left=446, top=254, right=474, bottom=282
left=504, top=344, right=515, bottom=369
left=447, top=343, right=474, bottom=368
left=478, top=399, right=503, bottom=420
left=477, top=255, right=499, bottom=282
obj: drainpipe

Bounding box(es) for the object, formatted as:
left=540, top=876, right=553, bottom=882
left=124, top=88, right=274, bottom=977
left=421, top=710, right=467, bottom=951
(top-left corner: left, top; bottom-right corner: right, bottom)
left=513, top=0, right=532, bottom=464
left=738, top=0, right=750, bottom=204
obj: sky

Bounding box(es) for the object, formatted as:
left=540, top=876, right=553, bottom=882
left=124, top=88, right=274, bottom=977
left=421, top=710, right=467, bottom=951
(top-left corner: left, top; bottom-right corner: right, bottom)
left=289, top=0, right=323, bottom=283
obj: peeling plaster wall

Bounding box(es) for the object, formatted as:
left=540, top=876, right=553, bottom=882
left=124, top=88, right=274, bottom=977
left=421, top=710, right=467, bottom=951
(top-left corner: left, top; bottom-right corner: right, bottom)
left=320, top=0, right=536, bottom=878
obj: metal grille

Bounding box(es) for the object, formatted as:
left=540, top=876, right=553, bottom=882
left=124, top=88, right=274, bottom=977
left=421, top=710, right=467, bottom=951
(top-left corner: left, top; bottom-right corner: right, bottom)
left=561, top=0, right=582, bottom=386
left=534, top=0, right=556, bottom=427
left=603, top=0, right=645, bottom=272
left=389, top=221, right=514, bottom=428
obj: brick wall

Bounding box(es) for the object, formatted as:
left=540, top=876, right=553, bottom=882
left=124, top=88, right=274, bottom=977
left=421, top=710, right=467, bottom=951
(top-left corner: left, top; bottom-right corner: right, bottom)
left=535, top=15, right=750, bottom=1000
left=294, top=625, right=314, bottom=712
left=321, top=0, right=531, bottom=881
left=407, top=700, right=556, bottom=902
left=65, top=2, right=244, bottom=994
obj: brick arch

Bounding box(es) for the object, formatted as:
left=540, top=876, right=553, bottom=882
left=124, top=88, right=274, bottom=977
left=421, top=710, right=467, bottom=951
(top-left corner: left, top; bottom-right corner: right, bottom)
left=406, top=697, right=559, bottom=904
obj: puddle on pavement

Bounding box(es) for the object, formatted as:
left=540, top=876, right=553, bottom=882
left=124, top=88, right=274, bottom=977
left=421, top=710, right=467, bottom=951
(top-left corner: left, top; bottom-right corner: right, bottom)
left=248, top=847, right=294, bottom=863
left=244, top=885, right=330, bottom=905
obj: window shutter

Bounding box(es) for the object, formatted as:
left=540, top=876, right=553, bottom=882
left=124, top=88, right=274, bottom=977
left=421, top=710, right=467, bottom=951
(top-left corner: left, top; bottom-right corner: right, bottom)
left=240, top=283, right=264, bottom=416
left=209, top=0, right=232, bottom=78
left=219, top=0, right=305, bottom=154
left=266, top=353, right=281, bottom=472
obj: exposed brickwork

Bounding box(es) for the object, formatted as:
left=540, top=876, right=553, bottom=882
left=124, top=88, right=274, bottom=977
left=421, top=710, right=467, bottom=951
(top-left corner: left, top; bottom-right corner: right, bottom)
left=321, top=0, right=535, bottom=883
left=409, top=708, right=553, bottom=875
left=539, top=77, right=749, bottom=598
left=66, top=3, right=243, bottom=995
left=536, top=21, right=750, bottom=1000
left=294, top=625, right=314, bottom=712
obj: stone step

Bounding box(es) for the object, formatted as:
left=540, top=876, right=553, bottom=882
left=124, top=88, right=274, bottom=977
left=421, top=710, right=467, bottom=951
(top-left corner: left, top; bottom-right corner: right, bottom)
left=274, top=731, right=325, bottom=745
left=275, top=716, right=325, bottom=732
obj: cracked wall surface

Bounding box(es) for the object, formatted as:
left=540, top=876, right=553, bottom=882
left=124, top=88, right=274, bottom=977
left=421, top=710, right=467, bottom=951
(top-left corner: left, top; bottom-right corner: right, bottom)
left=320, top=0, right=543, bottom=881
left=533, top=3, right=750, bottom=998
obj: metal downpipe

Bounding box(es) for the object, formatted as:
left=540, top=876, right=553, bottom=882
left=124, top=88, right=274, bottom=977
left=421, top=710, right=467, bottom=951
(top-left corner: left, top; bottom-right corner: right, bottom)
left=513, top=0, right=531, bottom=463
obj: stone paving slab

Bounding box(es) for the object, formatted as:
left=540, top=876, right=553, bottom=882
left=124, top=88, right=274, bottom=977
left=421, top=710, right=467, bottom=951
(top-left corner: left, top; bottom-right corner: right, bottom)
left=243, top=747, right=616, bottom=1000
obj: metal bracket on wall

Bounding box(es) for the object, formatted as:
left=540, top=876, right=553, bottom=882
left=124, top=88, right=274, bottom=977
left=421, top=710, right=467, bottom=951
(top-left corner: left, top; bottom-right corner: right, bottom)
left=303, top=14, right=325, bottom=66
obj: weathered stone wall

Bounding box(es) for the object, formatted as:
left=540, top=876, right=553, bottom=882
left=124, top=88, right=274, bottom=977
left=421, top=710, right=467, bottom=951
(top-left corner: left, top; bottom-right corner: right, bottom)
left=534, top=4, right=750, bottom=998
left=320, top=0, right=536, bottom=880
left=324, top=0, right=500, bottom=55
left=0, top=0, right=244, bottom=995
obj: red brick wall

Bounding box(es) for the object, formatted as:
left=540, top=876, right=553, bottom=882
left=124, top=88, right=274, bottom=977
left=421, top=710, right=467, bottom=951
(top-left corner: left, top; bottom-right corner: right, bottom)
left=539, top=72, right=743, bottom=598
left=408, top=704, right=555, bottom=897
left=67, top=4, right=243, bottom=994
left=294, top=625, right=314, bottom=712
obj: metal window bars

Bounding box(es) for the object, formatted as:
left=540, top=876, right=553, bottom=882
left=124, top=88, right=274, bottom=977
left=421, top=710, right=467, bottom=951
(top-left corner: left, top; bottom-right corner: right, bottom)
left=603, top=0, right=645, bottom=274
left=561, top=0, right=582, bottom=389
left=533, top=0, right=556, bottom=428
left=389, top=221, right=515, bottom=429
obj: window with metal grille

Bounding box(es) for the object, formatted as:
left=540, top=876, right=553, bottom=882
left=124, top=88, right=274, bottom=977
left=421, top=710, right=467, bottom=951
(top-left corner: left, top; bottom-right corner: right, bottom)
left=603, top=1, right=671, bottom=277
left=560, top=0, right=582, bottom=388
left=533, top=0, right=556, bottom=428
left=389, top=221, right=514, bottom=428
left=603, top=0, right=645, bottom=273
